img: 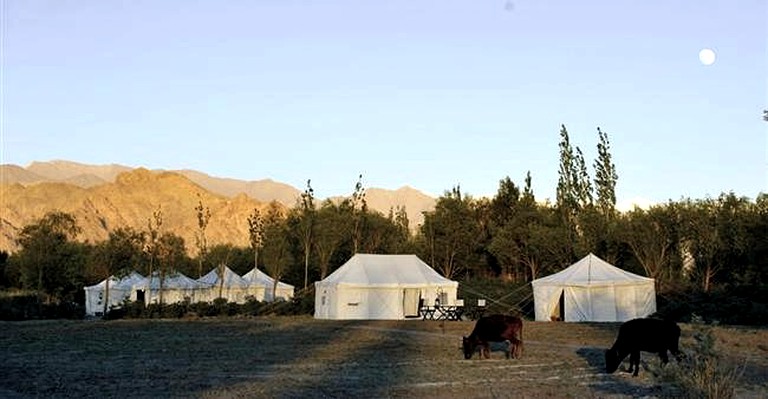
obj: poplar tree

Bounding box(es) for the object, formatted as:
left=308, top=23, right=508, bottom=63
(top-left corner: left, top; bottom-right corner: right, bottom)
left=144, top=206, right=163, bottom=305
left=297, top=180, right=315, bottom=289
left=247, top=208, right=264, bottom=270
left=350, top=174, right=367, bottom=254
left=194, top=194, right=211, bottom=278
left=593, top=127, right=618, bottom=217
left=556, top=125, right=581, bottom=248
left=575, top=147, right=593, bottom=208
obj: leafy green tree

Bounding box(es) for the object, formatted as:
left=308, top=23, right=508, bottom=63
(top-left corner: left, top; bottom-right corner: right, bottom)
left=743, top=193, right=768, bottom=285
left=0, top=250, right=10, bottom=288
left=716, top=193, right=751, bottom=285
left=14, top=211, right=83, bottom=302
left=360, top=210, right=405, bottom=254
left=574, top=147, right=593, bottom=208
left=490, top=177, right=520, bottom=226
left=679, top=198, right=725, bottom=292
left=155, top=232, right=187, bottom=304
left=593, top=127, right=618, bottom=218
left=293, top=180, right=316, bottom=289
left=388, top=205, right=411, bottom=254
left=262, top=201, right=293, bottom=299
left=521, top=171, right=535, bottom=209
left=143, top=206, right=163, bottom=304
left=556, top=124, right=581, bottom=255
left=487, top=177, right=522, bottom=280
left=313, top=200, right=347, bottom=279
left=519, top=216, right=572, bottom=280
left=247, top=207, right=264, bottom=271
left=350, top=174, right=367, bottom=254
left=620, top=204, right=681, bottom=290
left=207, top=244, right=251, bottom=275
left=88, top=226, right=145, bottom=313
left=418, top=186, right=481, bottom=279
left=194, top=194, right=211, bottom=278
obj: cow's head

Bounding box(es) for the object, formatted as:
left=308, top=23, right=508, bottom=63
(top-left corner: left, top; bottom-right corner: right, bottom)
left=604, top=348, right=620, bottom=373
left=462, top=336, right=474, bottom=359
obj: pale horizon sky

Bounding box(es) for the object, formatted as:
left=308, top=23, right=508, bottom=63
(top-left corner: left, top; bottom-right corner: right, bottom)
left=2, top=1, right=767, bottom=206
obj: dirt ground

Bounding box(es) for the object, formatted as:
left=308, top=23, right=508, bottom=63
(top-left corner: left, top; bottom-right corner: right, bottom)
left=0, top=317, right=766, bottom=398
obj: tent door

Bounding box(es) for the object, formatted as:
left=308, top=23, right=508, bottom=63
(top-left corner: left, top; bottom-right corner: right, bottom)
left=551, top=290, right=564, bottom=321
left=403, top=289, right=420, bottom=318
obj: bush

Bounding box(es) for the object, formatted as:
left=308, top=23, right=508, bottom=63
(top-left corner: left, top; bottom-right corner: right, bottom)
left=0, top=291, right=84, bottom=320
left=655, top=317, right=744, bottom=399
left=654, top=286, right=768, bottom=325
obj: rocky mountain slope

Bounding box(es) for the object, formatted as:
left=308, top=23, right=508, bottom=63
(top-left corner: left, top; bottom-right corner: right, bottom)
left=0, top=161, right=436, bottom=253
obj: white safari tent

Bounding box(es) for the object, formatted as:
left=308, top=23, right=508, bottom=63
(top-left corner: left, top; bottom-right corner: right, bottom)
left=198, top=265, right=251, bottom=304
left=135, top=271, right=211, bottom=305
left=84, top=271, right=145, bottom=316
left=314, top=254, right=459, bottom=320
left=531, top=253, right=656, bottom=322
left=242, top=267, right=295, bottom=302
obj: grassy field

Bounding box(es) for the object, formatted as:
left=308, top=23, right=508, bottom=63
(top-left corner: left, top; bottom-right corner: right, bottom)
left=1, top=316, right=766, bottom=399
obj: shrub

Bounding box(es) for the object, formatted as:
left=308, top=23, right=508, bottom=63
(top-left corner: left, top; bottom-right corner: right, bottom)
left=655, top=286, right=768, bottom=325
left=655, top=317, right=745, bottom=399
left=0, top=291, right=84, bottom=320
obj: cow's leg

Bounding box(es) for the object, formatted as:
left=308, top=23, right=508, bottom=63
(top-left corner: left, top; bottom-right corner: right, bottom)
left=629, top=351, right=640, bottom=377
left=483, top=343, right=491, bottom=359
left=514, top=338, right=523, bottom=359
left=505, top=340, right=512, bottom=359
left=670, top=344, right=683, bottom=362
left=659, top=350, right=670, bottom=366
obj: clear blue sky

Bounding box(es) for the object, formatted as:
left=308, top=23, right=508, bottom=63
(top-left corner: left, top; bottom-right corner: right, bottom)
left=2, top=1, right=767, bottom=207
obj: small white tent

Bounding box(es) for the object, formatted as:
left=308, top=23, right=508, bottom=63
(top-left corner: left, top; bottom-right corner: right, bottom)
left=242, top=268, right=295, bottom=302
left=314, top=254, right=459, bottom=320
left=198, top=265, right=251, bottom=304
left=135, top=271, right=210, bottom=305
left=84, top=271, right=145, bottom=316
left=531, top=253, right=656, bottom=322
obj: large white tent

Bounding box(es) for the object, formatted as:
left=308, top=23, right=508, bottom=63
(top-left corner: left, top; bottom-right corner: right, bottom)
left=242, top=267, right=295, bottom=302
left=198, top=265, right=251, bottom=304
left=84, top=271, right=145, bottom=316
left=531, top=253, right=656, bottom=322
left=314, top=254, right=459, bottom=320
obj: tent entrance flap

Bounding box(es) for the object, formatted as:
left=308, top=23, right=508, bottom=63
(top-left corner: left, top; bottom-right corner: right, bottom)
left=550, top=290, right=565, bottom=321
left=403, top=288, right=420, bottom=317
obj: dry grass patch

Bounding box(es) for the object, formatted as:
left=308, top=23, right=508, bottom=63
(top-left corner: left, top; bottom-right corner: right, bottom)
left=0, top=317, right=765, bottom=398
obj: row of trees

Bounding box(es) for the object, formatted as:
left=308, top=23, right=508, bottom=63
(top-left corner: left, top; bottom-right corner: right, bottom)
left=2, top=125, right=766, bottom=305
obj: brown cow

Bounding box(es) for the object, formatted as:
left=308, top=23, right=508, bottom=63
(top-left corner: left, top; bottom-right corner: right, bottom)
left=462, top=314, right=523, bottom=359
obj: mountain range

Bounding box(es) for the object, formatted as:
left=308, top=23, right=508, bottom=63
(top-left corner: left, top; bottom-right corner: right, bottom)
left=0, top=160, right=436, bottom=253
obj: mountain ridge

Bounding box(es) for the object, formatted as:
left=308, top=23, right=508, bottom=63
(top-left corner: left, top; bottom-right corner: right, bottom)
left=0, top=160, right=436, bottom=253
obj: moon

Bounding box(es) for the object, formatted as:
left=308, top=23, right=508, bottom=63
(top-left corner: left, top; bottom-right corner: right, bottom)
left=699, top=48, right=716, bottom=66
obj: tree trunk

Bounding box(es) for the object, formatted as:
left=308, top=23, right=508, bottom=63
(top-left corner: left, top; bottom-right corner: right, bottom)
left=304, top=244, right=310, bottom=289
left=104, top=278, right=110, bottom=316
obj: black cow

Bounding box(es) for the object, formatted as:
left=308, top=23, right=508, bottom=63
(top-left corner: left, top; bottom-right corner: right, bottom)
left=605, top=318, right=682, bottom=376
left=462, top=314, right=523, bottom=359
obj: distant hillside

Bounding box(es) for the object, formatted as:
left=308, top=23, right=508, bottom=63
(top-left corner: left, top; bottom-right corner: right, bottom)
left=27, top=160, right=132, bottom=184
left=0, top=160, right=437, bottom=252
left=173, top=169, right=301, bottom=206
left=0, top=168, right=275, bottom=253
